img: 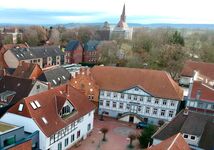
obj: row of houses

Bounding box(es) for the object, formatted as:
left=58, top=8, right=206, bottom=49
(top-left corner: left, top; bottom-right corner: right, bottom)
left=0, top=40, right=109, bottom=70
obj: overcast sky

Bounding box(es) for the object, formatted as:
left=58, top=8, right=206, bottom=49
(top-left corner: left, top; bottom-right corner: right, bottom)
left=0, top=0, right=214, bottom=24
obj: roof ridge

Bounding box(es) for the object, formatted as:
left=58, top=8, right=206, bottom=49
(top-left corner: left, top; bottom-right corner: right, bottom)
left=166, top=73, right=183, bottom=100
left=152, top=110, right=185, bottom=139
left=167, top=133, right=181, bottom=150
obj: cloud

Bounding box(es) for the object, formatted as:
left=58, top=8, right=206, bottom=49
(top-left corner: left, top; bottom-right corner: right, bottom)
left=0, top=0, right=214, bottom=24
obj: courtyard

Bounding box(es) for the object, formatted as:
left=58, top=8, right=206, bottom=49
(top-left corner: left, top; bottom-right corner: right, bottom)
left=69, top=115, right=142, bottom=150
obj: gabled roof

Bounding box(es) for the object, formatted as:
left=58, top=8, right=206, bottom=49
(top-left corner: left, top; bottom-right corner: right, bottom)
left=10, top=45, right=64, bottom=60
left=90, top=66, right=183, bottom=100
left=152, top=110, right=214, bottom=150
left=12, top=62, right=42, bottom=79
left=65, top=40, right=80, bottom=51
left=8, top=84, right=96, bottom=137
left=190, top=81, right=214, bottom=102
left=181, top=60, right=214, bottom=79
left=84, top=40, right=100, bottom=51
left=38, top=66, right=71, bottom=87
left=147, top=133, right=190, bottom=150
left=0, top=76, right=34, bottom=105
left=0, top=76, right=34, bottom=117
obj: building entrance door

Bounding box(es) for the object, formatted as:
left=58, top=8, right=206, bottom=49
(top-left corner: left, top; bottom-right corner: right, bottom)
left=129, top=116, right=134, bottom=123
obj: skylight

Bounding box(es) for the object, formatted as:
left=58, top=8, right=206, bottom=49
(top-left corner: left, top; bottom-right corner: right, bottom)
left=53, top=80, right=57, bottom=85
left=42, top=117, right=48, bottom=124
left=30, top=101, right=37, bottom=109
left=34, top=100, right=41, bottom=108
left=62, top=76, right=66, bottom=80
left=18, top=104, right=24, bottom=111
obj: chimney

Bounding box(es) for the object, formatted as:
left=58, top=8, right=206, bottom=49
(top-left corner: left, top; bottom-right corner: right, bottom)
left=66, top=84, right=69, bottom=95
left=47, top=82, right=51, bottom=90
left=183, top=107, right=189, bottom=116
left=86, top=68, right=90, bottom=76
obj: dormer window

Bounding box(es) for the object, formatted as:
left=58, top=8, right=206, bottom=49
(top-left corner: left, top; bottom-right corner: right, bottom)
left=191, top=136, right=196, bottom=140
left=59, top=100, right=75, bottom=119
left=183, top=134, right=188, bottom=139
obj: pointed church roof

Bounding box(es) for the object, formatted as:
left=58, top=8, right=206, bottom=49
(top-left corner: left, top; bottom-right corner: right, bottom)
left=117, top=4, right=128, bottom=28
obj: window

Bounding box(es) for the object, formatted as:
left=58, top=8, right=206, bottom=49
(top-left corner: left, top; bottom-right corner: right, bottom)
left=140, top=97, right=143, bottom=101
left=134, top=96, right=137, bottom=100
left=191, top=136, right=196, bottom=140
left=65, top=138, right=68, bottom=147
left=113, top=93, right=117, bottom=98
left=36, top=85, right=40, bottom=89
left=113, top=102, right=117, bottom=108
left=77, top=130, right=81, bottom=138
left=212, top=105, right=214, bottom=110
left=119, top=103, right=123, bottom=109
left=126, top=104, right=130, bottom=109
left=161, top=110, right=165, bottom=116
left=183, top=134, right=188, bottom=139
left=121, top=94, right=124, bottom=99
left=163, top=100, right=167, bottom=105
left=99, top=100, right=103, bottom=106
left=169, top=110, right=174, bottom=117
left=171, top=102, right=175, bottom=106
left=38, top=59, right=40, bottom=62
left=107, top=92, right=111, bottom=97
left=3, top=136, right=16, bottom=147
left=71, top=134, right=75, bottom=143
left=146, top=107, right=150, bottom=114
left=18, top=104, right=24, bottom=111
left=100, top=91, right=104, bottom=96
left=106, top=101, right=110, bottom=107
left=147, top=97, right=151, bottom=103
left=50, top=135, right=54, bottom=145
left=155, top=100, right=159, bottom=104
left=198, top=102, right=203, bottom=108
left=138, top=106, right=141, bottom=112
left=153, top=108, right=157, bottom=115
left=87, top=123, right=91, bottom=131
left=58, top=142, right=62, bottom=150
left=135, top=88, right=139, bottom=91
left=128, top=95, right=131, bottom=99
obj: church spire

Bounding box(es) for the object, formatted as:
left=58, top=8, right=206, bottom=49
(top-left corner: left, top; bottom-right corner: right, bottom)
left=121, top=4, right=126, bottom=22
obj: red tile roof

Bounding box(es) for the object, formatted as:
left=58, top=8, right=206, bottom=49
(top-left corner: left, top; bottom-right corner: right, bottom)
left=148, top=133, right=190, bottom=150
left=181, top=60, right=214, bottom=79
left=8, top=84, right=96, bottom=137
left=190, top=81, right=214, bottom=102
left=12, top=62, right=42, bottom=79
left=90, top=66, right=183, bottom=100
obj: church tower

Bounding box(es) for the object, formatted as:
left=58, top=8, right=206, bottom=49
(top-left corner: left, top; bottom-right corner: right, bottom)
left=117, top=4, right=128, bottom=28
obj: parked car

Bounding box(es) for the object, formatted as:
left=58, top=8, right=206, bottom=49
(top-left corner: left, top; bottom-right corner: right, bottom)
left=136, top=122, right=149, bottom=129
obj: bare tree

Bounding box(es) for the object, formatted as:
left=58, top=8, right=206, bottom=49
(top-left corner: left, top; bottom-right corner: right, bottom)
left=128, top=133, right=137, bottom=148
left=100, top=127, right=109, bottom=141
